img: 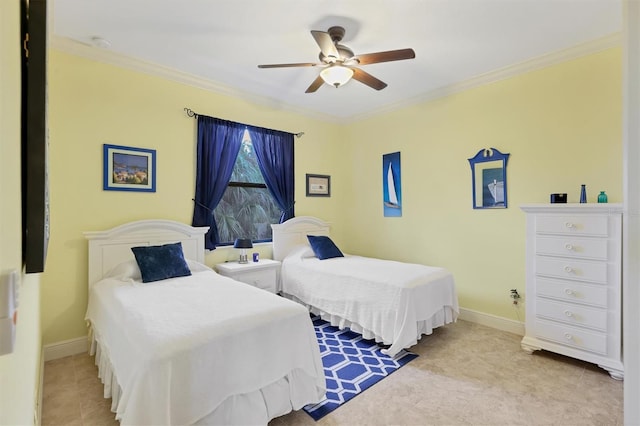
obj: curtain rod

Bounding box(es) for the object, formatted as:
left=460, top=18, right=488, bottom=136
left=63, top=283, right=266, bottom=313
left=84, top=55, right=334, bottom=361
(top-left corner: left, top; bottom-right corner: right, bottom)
left=183, top=107, right=305, bottom=139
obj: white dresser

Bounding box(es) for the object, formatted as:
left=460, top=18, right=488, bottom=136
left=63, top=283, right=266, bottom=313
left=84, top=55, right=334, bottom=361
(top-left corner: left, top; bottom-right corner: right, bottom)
left=520, top=204, right=623, bottom=380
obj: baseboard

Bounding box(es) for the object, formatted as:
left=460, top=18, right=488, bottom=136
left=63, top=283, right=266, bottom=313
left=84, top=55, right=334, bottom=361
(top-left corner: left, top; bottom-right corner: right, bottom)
left=43, top=336, right=88, bottom=361
left=458, top=307, right=525, bottom=336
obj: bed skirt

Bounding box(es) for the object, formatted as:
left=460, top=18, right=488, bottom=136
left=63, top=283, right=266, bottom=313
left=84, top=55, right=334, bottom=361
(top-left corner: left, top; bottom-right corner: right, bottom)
left=281, top=293, right=458, bottom=353
left=87, top=325, right=319, bottom=425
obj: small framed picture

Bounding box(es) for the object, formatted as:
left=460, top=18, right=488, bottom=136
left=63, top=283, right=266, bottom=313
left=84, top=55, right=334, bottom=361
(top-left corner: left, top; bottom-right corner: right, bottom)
left=103, top=144, right=156, bottom=192
left=306, top=174, right=330, bottom=197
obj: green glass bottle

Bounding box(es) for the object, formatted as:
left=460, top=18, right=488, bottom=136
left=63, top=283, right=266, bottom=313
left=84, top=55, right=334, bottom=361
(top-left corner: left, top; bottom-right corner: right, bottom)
left=597, top=191, right=608, bottom=203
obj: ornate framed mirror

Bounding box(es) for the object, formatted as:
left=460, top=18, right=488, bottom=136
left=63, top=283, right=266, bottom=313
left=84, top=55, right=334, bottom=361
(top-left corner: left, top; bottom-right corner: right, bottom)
left=468, top=148, right=510, bottom=209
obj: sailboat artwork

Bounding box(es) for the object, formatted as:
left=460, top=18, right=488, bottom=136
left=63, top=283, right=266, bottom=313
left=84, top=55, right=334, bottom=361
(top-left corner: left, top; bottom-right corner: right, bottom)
left=385, top=163, right=399, bottom=208
left=383, top=152, right=402, bottom=217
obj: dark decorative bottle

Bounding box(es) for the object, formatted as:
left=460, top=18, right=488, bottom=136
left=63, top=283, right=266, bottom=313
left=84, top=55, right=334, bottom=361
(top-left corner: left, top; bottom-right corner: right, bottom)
left=580, top=185, right=587, bottom=203
left=598, top=191, right=608, bottom=203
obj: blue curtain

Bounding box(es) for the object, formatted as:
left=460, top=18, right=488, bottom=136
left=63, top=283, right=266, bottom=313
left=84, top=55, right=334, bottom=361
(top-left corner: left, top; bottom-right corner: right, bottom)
left=192, top=116, right=244, bottom=249
left=248, top=126, right=295, bottom=223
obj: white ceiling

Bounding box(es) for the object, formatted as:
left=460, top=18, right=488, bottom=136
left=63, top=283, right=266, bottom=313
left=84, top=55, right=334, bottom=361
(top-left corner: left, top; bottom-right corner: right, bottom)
left=52, top=0, right=622, bottom=122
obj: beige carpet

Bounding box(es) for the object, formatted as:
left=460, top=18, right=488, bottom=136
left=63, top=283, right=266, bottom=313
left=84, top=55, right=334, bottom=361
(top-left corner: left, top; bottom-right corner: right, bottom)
left=42, top=319, right=623, bottom=425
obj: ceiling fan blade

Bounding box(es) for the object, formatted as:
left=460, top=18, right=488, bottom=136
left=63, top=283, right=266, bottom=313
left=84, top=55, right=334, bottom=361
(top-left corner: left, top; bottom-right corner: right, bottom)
left=305, top=75, right=325, bottom=93
left=355, top=48, right=416, bottom=65
left=311, top=30, right=339, bottom=59
left=352, top=68, right=387, bottom=90
left=258, top=62, right=319, bottom=69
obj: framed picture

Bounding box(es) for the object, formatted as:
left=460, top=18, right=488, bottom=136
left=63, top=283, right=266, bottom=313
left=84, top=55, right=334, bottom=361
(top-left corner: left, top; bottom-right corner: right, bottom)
left=468, top=147, right=509, bottom=209
left=21, top=0, right=49, bottom=273
left=103, top=144, right=156, bottom=192
left=306, top=174, right=330, bottom=197
left=383, top=152, right=402, bottom=217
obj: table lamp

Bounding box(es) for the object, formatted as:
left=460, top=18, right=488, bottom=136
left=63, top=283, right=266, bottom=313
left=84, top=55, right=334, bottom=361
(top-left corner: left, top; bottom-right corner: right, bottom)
left=233, top=238, right=253, bottom=264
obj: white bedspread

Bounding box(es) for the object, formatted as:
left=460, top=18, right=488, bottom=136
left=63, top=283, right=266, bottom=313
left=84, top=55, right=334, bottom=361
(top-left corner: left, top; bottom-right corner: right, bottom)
left=281, top=248, right=459, bottom=356
left=86, top=269, right=325, bottom=425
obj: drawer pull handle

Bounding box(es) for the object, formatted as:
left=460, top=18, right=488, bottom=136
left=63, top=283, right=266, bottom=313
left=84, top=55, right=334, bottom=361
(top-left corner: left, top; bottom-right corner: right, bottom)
left=564, top=333, right=573, bottom=340
left=565, top=222, right=575, bottom=229
left=564, top=288, right=575, bottom=296
left=564, top=266, right=574, bottom=273
left=564, top=310, right=574, bottom=318
left=564, top=243, right=574, bottom=251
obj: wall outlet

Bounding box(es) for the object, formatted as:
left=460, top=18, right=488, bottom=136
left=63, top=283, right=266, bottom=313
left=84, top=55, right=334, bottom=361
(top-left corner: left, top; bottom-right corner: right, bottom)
left=510, top=288, right=521, bottom=305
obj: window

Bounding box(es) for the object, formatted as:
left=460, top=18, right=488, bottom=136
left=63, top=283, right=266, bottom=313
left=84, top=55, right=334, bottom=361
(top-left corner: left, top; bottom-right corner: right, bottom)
left=213, top=130, right=281, bottom=244
left=192, top=116, right=295, bottom=250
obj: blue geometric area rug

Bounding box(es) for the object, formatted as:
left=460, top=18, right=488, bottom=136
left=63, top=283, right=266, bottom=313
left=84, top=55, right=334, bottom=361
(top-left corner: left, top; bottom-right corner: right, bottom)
left=303, top=316, right=418, bottom=421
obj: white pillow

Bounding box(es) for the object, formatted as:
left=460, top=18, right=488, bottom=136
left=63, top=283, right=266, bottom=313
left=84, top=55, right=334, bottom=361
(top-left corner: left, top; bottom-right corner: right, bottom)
left=300, top=246, right=316, bottom=258
left=104, top=259, right=212, bottom=281
left=186, top=259, right=213, bottom=273
left=104, top=259, right=141, bottom=280
left=286, top=245, right=316, bottom=260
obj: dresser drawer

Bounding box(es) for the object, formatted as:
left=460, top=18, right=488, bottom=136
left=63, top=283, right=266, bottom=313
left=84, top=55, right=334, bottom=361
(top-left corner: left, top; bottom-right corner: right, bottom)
left=535, top=215, right=608, bottom=237
left=535, top=236, right=608, bottom=260
left=536, top=278, right=607, bottom=308
left=534, top=319, right=607, bottom=355
left=535, top=257, right=607, bottom=284
left=536, top=299, right=607, bottom=331
left=235, top=269, right=277, bottom=292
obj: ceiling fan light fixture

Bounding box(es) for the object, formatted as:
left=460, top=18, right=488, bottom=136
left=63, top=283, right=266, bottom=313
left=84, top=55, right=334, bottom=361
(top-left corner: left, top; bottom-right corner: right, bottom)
left=257, top=26, right=414, bottom=93
left=320, top=65, right=354, bottom=88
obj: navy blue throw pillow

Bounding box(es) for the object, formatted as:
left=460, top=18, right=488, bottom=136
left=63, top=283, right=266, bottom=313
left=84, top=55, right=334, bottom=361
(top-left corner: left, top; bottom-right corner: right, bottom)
left=307, top=235, right=344, bottom=260
left=131, top=242, right=192, bottom=283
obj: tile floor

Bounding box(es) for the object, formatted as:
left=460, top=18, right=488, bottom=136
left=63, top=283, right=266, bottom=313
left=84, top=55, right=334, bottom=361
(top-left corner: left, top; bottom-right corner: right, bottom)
left=42, top=320, right=623, bottom=425
left=41, top=351, right=118, bottom=426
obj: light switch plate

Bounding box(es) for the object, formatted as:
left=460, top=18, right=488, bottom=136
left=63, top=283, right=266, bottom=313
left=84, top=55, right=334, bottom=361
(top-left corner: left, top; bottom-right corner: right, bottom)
left=0, top=270, right=18, bottom=356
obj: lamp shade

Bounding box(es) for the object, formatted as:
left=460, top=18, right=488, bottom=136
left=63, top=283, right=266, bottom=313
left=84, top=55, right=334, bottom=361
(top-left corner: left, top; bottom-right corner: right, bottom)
left=233, top=238, right=253, bottom=249
left=320, top=65, right=354, bottom=88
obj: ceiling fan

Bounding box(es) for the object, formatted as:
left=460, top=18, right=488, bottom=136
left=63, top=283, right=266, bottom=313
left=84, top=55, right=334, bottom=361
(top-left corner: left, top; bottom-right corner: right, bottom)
left=257, top=26, right=415, bottom=93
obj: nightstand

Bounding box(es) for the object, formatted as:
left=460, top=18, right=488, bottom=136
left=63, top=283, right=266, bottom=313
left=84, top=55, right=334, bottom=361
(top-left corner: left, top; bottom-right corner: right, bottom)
left=215, top=259, right=281, bottom=294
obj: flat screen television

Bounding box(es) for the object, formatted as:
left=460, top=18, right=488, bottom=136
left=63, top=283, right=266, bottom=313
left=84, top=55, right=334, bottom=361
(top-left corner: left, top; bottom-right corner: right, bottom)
left=21, top=0, right=49, bottom=273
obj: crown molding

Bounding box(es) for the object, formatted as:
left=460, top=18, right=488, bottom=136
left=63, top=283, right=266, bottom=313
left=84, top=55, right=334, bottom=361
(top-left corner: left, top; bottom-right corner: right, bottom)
left=52, top=33, right=621, bottom=124
left=51, top=36, right=341, bottom=123
left=351, top=32, right=622, bottom=122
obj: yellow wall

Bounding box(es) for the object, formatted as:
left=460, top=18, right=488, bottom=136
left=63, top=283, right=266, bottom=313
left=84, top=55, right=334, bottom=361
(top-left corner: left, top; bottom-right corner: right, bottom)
left=43, top=46, right=622, bottom=344
left=343, top=48, right=622, bottom=319
left=43, top=50, right=347, bottom=343
left=0, top=0, right=43, bottom=424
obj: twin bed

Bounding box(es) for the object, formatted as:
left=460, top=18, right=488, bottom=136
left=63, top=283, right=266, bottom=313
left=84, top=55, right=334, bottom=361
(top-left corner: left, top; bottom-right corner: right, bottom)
left=84, top=217, right=458, bottom=424
left=84, top=220, right=324, bottom=425
left=272, top=216, right=459, bottom=357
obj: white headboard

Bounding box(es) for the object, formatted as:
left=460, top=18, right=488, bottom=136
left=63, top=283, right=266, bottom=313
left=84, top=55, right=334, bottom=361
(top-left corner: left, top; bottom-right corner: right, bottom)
left=84, top=220, right=209, bottom=287
left=271, top=216, right=331, bottom=261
